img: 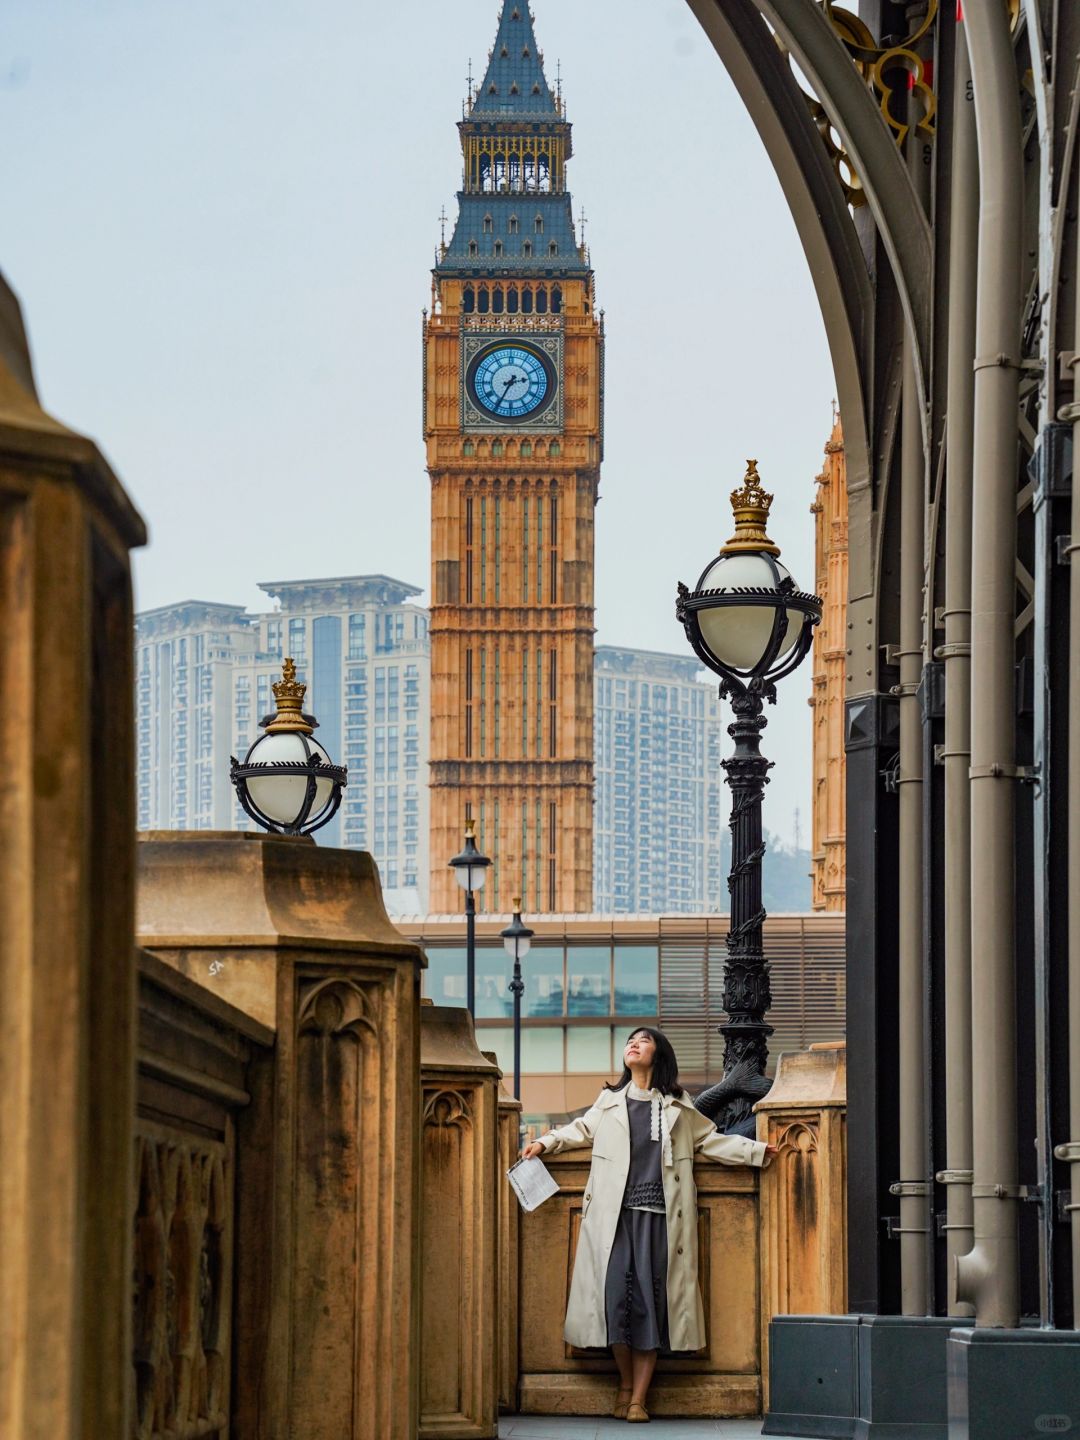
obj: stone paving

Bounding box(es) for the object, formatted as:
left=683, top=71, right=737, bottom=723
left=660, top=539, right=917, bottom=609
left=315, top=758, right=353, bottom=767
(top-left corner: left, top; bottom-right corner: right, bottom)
left=500, top=1417, right=786, bottom=1439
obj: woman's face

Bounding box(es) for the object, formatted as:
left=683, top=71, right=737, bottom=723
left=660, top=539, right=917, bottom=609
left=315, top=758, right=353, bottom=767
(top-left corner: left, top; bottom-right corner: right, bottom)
left=624, top=1031, right=657, bottom=1069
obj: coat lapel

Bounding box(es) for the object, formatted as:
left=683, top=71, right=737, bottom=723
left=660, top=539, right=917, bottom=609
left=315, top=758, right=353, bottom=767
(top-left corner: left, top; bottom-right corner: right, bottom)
left=599, top=1087, right=629, bottom=1131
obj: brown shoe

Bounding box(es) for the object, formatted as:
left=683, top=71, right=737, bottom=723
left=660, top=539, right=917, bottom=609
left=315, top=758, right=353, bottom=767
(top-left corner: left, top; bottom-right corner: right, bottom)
left=626, top=1402, right=650, bottom=1422
left=612, top=1387, right=632, bottom=1419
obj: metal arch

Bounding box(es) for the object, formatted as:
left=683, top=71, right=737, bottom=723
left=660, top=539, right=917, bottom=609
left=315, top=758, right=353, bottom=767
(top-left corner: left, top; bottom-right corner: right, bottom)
left=685, top=0, right=873, bottom=494
left=751, top=0, right=934, bottom=414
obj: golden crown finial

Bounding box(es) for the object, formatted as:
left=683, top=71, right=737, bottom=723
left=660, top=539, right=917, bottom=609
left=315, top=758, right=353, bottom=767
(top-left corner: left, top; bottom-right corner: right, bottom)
left=720, top=458, right=781, bottom=557
left=266, top=656, right=313, bottom=734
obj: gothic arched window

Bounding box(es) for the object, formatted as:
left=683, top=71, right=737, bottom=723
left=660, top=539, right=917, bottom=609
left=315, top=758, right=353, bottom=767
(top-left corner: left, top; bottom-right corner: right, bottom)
left=551, top=285, right=562, bottom=314
left=463, top=286, right=475, bottom=313
left=478, top=286, right=490, bottom=314
left=483, top=214, right=493, bottom=234
left=548, top=240, right=558, bottom=257
left=493, top=287, right=504, bottom=314
left=468, top=240, right=478, bottom=257
left=536, top=287, right=548, bottom=314
left=507, top=287, right=519, bottom=314
left=522, top=287, right=534, bottom=314
left=509, top=215, right=519, bottom=234
left=534, top=215, right=544, bottom=234
left=523, top=240, right=533, bottom=258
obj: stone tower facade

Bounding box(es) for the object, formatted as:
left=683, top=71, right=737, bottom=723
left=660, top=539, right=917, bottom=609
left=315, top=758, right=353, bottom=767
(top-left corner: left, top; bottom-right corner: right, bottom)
left=809, top=410, right=847, bottom=911
left=424, top=1, right=601, bottom=914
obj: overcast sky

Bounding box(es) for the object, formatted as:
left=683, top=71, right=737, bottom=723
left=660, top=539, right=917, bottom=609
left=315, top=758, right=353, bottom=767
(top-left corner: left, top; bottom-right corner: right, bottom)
left=1, top=0, right=834, bottom=847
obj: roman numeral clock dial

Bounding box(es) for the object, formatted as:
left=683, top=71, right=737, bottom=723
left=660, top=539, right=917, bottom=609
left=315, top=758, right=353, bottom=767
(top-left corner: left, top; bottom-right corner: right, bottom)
left=466, top=342, right=556, bottom=422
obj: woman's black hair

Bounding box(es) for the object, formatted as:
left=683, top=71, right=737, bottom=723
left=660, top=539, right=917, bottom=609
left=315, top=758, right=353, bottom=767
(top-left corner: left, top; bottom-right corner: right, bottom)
left=604, top=1027, right=684, bottom=1098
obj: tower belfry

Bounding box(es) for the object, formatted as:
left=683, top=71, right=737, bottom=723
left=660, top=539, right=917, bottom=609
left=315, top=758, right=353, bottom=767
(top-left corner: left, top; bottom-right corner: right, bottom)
left=424, top=0, right=602, bottom=914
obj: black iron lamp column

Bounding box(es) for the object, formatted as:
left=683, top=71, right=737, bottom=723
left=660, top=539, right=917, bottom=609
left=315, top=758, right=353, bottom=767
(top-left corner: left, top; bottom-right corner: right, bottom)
left=448, top=819, right=492, bottom=1016
left=501, top=899, right=535, bottom=1102
left=676, top=461, right=822, bottom=1135
left=230, top=657, right=347, bottom=836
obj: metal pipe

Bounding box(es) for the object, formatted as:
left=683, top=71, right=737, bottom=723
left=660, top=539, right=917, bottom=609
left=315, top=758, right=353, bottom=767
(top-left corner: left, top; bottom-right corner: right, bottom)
left=897, top=286, right=928, bottom=1317
left=937, top=22, right=977, bottom=1318
left=895, top=59, right=931, bottom=1316
left=953, top=5, right=1023, bottom=1328
left=1059, top=126, right=1080, bottom=1326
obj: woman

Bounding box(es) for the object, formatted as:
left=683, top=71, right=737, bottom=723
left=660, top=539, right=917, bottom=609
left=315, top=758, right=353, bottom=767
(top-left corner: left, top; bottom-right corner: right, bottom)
left=522, top=1027, right=774, bottom=1424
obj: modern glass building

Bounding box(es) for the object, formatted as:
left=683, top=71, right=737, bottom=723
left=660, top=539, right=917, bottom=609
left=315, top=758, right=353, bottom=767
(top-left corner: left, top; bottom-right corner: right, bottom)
left=398, top=912, right=845, bottom=1126
left=593, top=645, right=726, bottom=913
left=135, top=574, right=431, bottom=914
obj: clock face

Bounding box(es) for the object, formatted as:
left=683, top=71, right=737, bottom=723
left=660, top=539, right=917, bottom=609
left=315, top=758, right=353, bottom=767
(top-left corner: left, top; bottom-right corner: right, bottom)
left=466, top=343, right=556, bottom=423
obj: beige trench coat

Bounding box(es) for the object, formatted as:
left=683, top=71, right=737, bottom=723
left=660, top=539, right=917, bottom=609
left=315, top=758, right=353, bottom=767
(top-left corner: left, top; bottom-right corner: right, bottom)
left=538, top=1087, right=765, bottom=1351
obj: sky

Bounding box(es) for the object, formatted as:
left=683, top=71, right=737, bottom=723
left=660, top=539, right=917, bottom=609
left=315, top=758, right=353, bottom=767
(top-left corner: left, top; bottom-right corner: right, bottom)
left=1, top=0, right=834, bottom=847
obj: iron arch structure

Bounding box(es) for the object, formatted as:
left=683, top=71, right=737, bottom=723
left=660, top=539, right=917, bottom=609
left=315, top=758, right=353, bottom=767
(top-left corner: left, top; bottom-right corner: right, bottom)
left=686, top=0, right=1080, bottom=1423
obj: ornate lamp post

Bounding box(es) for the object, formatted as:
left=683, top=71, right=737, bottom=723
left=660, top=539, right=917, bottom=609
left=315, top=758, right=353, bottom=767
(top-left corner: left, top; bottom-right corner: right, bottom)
left=230, top=657, right=347, bottom=836
left=501, top=900, right=535, bottom=1102
left=676, top=461, right=822, bottom=1135
left=448, top=819, right=492, bottom=1016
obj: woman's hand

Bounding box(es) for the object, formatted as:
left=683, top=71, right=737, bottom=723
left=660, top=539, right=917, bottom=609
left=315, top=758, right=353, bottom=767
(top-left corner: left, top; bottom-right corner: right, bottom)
left=521, top=1141, right=545, bottom=1161
left=761, top=1144, right=779, bottom=1169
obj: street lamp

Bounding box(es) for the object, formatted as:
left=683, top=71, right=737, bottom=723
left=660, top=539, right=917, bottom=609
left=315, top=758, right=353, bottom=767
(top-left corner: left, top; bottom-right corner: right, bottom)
left=230, top=657, right=347, bottom=836
left=448, top=819, right=491, bottom=1015
left=676, top=460, right=821, bottom=1135
left=501, top=899, right=535, bottom=1102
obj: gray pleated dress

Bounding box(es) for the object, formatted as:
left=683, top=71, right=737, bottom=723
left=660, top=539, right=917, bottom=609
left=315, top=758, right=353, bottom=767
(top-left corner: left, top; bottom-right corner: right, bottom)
left=604, top=1094, right=670, bottom=1351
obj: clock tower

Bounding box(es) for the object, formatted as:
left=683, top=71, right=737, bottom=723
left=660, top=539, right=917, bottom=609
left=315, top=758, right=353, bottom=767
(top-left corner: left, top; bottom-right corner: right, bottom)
left=424, top=0, right=601, bottom=914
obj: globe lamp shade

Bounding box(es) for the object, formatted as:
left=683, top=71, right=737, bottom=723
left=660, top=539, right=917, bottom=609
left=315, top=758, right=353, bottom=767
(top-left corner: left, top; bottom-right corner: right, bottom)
left=449, top=822, right=491, bottom=893
left=230, top=657, right=347, bottom=837
left=677, top=460, right=821, bottom=687
left=501, top=905, right=534, bottom=963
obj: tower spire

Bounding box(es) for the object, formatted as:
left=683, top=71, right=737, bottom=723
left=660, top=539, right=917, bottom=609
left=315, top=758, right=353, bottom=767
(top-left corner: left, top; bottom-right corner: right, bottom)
left=469, top=0, right=560, bottom=118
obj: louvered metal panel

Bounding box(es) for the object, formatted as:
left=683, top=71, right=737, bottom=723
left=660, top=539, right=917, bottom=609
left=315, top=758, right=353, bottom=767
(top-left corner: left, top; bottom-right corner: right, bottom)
left=658, top=915, right=846, bottom=1085
left=658, top=917, right=712, bottom=1079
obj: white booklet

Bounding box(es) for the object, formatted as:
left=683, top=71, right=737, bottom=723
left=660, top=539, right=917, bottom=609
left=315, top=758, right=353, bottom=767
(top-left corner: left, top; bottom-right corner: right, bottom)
left=506, top=1156, right=560, bottom=1212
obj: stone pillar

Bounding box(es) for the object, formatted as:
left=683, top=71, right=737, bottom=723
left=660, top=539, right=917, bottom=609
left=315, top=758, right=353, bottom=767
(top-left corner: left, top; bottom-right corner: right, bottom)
left=494, top=1081, right=522, bottom=1414
left=755, top=1041, right=847, bottom=1411
left=0, top=274, right=145, bottom=1439
left=137, top=831, right=423, bottom=1440
left=419, top=1008, right=501, bottom=1439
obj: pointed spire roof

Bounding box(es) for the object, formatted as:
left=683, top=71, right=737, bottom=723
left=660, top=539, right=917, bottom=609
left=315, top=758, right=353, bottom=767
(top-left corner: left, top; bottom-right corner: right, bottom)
left=469, top=1, right=560, bottom=120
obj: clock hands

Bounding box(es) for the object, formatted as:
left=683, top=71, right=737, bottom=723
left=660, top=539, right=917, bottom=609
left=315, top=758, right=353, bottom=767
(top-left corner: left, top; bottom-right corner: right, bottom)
left=494, top=370, right=528, bottom=412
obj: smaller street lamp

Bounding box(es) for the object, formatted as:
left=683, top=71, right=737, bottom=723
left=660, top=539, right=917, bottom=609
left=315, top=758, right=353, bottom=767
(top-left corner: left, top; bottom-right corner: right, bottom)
left=448, top=819, right=491, bottom=1016
left=230, top=657, right=347, bottom=836
left=501, top=899, right=535, bottom=1102
left=677, top=460, right=821, bottom=1135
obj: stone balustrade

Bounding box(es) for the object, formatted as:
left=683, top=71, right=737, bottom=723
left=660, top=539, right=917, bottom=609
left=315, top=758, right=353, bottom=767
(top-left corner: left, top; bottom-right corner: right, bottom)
left=518, top=1150, right=762, bottom=1418
left=419, top=1007, right=503, bottom=1439
left=138, top=830, right=425, bottom=1440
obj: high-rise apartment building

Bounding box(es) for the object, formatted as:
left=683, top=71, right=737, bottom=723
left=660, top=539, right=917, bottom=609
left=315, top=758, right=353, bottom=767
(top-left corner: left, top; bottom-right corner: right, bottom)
left=593, top=646, right=726, bottom=914
left=424, top=0, right=602, bottom=914
left=135, top=575, right=431, bottom=913
left=136, top=601, right=258, bottom=833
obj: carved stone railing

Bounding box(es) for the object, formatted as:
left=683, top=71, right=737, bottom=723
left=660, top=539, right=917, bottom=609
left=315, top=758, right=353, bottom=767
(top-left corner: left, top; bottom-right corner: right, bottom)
left=519, top=1150, right=762, bottom=1418
left=138, top=830, right=425, bottom=1440
left=494, top=1081, right=523, bottom=1414
left=512, top=1043, right=848, bottom=1420
left=134, top=949, right=272, bottom=1440
left=755, top=1041, right=848, bottom=1413
left=419, top=1007, right=502, bottom=1440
